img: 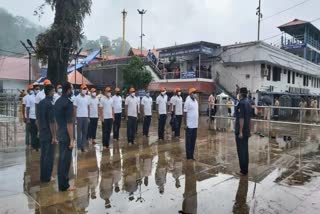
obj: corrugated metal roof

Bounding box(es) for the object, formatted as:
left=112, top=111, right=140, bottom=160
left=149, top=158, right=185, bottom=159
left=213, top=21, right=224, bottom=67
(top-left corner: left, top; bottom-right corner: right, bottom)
left=278, top=19, right=308, bottom=28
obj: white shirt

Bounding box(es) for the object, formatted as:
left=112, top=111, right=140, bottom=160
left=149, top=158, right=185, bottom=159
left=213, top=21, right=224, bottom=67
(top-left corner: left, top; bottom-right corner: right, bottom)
left=184, top=96, right=199, bottom=128
left=73, top=95, right=90, bottom=118
left=125, top=95, right=139, bottom=117
left=141, top=96, right=153, bottom=116
left=173, top=95, right=183, bottom=115
left=26, top=94, right=36, bottom=119
left=22, top=94, right=29, bottom=118
left=89, top=96, right=99, bottom=118
left=99, top=96, right=114, bottom=119
left=35, top=90, right=45, bottom=104
left=53, top=93, right=61, bottom=104
left=170, top=95, right=177, bottom=111
left=156, top=94, right=168, bottom=114
left=112, top=95, right=123, bottom=114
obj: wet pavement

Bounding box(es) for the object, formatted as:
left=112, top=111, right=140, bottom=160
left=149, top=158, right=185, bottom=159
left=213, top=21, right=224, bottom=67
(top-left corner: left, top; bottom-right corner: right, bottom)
left=1, top=117, right=320, bottom=214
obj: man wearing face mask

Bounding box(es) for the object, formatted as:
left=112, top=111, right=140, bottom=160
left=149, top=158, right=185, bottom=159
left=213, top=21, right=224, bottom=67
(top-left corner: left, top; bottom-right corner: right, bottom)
left=22, top=84, right=34, bottom=147
left=88, top=88, right=99, bottom=145
left=26, top=83, right=39, bottom=151
left=125, top=88, right=139, bottom=144
left=53, top=84, right=63, bottom=104
left=184, top=88, right=199, bottom=160
left=235, top=87, right=251, bottom=176
left=141, top=91, right=153, bottom=137
left=74, top=84, right=90, bottom=152
left=55, top=82, right=75, bottom=191
left=156, top=87, right=168, bottom=141
left=35, top=79, right=52, bottom=118
left=38, top=84, right=57, bottom=182
left=112, top=87, right=122, bottom=141
left=99, top=87, right=114, bottom=149
left=173, top=88, right=183, bottom=139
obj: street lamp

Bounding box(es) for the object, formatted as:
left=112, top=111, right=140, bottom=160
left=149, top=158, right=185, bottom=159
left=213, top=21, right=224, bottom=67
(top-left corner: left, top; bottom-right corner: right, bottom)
left=137, top=9, right=147, bottom=56
left=74, top=48, right=82, bottom=88
left=20, top=40, right=36, bottom=84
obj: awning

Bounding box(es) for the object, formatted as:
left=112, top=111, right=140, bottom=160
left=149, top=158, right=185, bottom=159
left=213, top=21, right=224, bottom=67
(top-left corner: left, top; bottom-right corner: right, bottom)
left=68, top=70, right=93, bottom=85
left=148, top=81, right=215, bottom=94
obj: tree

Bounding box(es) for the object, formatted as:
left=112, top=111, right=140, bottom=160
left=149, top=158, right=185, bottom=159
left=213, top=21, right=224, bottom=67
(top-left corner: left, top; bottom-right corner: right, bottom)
left=122, top=56, right=153, bottom=90
left=35, top=0, right=92, bottom=85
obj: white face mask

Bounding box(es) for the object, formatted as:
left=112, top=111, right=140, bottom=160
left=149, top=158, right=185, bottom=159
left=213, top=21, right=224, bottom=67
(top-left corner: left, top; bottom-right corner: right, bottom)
left=81, top=90, right=87, bottom=95
left=57, top=88, right=62, bottom=93
left=106, top=92, right=111, bottom=97
left=92, top=92, right=97, bottom=97
left=177, top=92, right=181, bottom=96
left=29, top=90, right=34, bottom=95
left=161, top=91, right=166, bottom=95
left=35, top=90, right=40, bottom=94
left=131, top=92, right=135, bottom=97
left=146, top=93, right=150, bottom=97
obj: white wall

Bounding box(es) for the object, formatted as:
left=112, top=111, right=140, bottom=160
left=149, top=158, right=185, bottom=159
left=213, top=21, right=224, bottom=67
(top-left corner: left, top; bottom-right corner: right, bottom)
left=1, top=79, right=28, bottom=94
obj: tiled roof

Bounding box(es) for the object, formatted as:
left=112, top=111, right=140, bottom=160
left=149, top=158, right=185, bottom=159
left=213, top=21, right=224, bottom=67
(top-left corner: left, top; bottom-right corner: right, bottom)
left=68, top=70, right=93, bottom=85
left=0, top=56, right=30, bottom=81
left=278, top=19, right=308, bottom=28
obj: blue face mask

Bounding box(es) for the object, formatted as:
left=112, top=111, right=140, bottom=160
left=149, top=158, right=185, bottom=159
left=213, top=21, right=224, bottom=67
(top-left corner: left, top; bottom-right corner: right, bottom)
left=29, top=90, right=34, bottom=95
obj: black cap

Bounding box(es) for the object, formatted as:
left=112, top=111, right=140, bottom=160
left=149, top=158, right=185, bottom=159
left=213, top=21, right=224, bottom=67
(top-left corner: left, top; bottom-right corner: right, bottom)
left=239, top=87, right=248, bottom=94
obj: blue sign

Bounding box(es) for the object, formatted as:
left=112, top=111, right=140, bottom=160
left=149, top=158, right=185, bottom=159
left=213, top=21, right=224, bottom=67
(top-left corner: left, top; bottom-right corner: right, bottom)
left=181, top=71, right=195, bottom=79
left=282, top=43, right=306, bottom=50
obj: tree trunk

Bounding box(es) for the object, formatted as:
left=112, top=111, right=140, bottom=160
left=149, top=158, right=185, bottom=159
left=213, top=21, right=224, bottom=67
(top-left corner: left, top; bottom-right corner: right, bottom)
left=47, top=46, right=70, bottom=85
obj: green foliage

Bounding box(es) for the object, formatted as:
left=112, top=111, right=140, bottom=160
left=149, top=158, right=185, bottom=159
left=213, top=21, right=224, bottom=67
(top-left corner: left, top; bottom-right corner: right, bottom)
left=0, top=8, right=44, bottom=56
left=81, top=36, right=131, bottom=56
left=122, top=56, right=153, bottom=90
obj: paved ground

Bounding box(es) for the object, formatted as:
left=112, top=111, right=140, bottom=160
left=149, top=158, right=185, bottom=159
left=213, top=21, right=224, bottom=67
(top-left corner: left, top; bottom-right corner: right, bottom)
left=1, top=117, right=320, bottom=214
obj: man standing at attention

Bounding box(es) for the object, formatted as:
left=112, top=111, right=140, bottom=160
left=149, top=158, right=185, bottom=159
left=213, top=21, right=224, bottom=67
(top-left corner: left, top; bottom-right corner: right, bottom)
left=26, top=84, right=38, bottom=151
left=172, top=88, right=183, bottom=139
left=88, top=88, right=99, bottom=145
left=184, top=88, right=199, bottom=160
left=22, top=84, right=33, bottom=147
left=125, top=88, right=139, bottom=144
left=235, top=87, right=251, bottom=176
left=99, top=87, right=114, bottom=149
left=74, top=84, right=90, bottom=152
left=112, top=87, right=122, bottom=141
left=141, top=91, right=153, bottom=137
left=38, top=84, right=57, bottom=182
left=156, top=87, right=168, bottom=141
left=55, top=82, right=75, bottom=191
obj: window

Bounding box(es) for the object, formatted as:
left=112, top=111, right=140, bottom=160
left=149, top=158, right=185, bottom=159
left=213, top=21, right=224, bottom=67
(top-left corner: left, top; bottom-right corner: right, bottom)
left=272, top=66, right=281, bottom=82
left=246, top=74, right=250, bottom=79
left=303, top=75, right=309, bottom=87
left=292, top=72, right=295, bottom=84
left=267, top=65, right=271, bottom=81
left=287, top=70, right=291, bottom=84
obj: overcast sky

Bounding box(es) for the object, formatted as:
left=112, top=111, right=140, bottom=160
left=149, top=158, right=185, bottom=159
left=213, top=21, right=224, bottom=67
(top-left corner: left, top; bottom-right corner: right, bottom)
left=1, top=0, right=319, bottom=49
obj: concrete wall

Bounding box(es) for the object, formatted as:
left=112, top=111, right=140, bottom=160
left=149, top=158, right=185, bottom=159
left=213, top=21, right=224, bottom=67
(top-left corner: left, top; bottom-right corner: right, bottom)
left=0, top=79, right=28, bottom=94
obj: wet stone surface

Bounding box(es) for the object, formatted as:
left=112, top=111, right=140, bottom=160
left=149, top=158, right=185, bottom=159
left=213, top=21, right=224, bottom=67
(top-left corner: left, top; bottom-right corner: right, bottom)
left=1, top=117, right=320, bottom=213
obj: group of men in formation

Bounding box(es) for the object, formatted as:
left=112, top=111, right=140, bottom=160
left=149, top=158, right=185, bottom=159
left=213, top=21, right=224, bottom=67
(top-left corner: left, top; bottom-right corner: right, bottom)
left=21, top=80, right=200, bottom=191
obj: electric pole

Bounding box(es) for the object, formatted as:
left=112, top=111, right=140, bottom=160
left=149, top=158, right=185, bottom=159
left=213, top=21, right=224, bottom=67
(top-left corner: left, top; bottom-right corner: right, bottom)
left=137, top=9, right=147, bottom=56
left=122, top=9, right=127, bottom=56
left=256, top=0, right=263, bottom=41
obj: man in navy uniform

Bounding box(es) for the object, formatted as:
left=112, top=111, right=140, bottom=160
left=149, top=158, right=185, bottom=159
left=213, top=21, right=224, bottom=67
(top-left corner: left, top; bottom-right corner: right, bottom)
left=235, top=87, right=252, bottom=176
left=55, top=82, right=75, bottom=191
left=38, top=84, right=57, bottom=182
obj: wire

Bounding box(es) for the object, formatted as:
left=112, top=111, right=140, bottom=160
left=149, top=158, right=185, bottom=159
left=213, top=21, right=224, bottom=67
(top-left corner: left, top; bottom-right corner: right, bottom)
left=262, top=0, right=312, bottom=22
left=0, top=48, right=26, bottom=56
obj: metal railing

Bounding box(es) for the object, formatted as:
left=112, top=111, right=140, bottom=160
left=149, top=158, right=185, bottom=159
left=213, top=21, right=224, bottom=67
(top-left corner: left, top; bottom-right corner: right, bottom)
left=0, top=93, right=20, bottom=150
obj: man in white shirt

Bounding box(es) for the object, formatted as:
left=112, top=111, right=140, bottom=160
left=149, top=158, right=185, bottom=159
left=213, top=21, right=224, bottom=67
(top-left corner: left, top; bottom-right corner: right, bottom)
left=112, top=87, right=122, bottom=141
left=141, top=91, right=153, bottom=137
left=184, top=88, right=199, bottom=160
left=22, top=85, right=33, bottom=146
left=99, top=87, right=114, bottom=149
left=35, top=79, right=51, bottom=119
left=125, top=88, right=139, bottom=144
left=169, top=89, right=177, bottom=135
left=88, top=88, right=99, bottom=145
left=26, top=86, right=39, bottom=151
left=53, top=84, right=63, bottom=104
left=156, top=87, right=168, bottom=141
left=74, top=84, right=90, bottom=152
left=173, top=88, right=183, bottom=138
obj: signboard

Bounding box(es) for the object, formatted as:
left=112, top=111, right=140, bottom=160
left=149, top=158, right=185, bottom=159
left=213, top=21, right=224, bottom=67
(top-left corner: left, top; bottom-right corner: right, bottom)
left=282, top=43, right=306, bottom=50
left=289, top=86, right=310, bottom=94
left=159, top=45, right=216, bottom=58
left=181, top=71, right=196, bottom=79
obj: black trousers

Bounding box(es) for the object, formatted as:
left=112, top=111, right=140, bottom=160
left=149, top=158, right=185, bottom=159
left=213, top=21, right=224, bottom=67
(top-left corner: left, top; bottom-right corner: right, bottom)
left=158, top=114, right=167, bottom=140
left=127, top=116, right=137, bottom=143
left=143, top=115, right=152, bottom=136
left=40, top=139, right=55, bottom=182
left=113, top=113, right=122, bottom=140
left=185, top=128, right=197, bottom=159
left=29, top=119, right=39, bottom=149
left=58, top=140, right=72, bottom=191
left=103, top=119, right=113, bottom=147
left=235, top=135, right=249, bottom=174
left=88, top=118, right=98, bottom=140
left=175, top=115, right=183, bottom=137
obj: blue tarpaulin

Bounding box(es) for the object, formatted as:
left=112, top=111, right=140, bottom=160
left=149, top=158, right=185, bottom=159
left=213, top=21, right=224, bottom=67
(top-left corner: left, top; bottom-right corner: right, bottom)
left=67, top=49, right=100, bottom=74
